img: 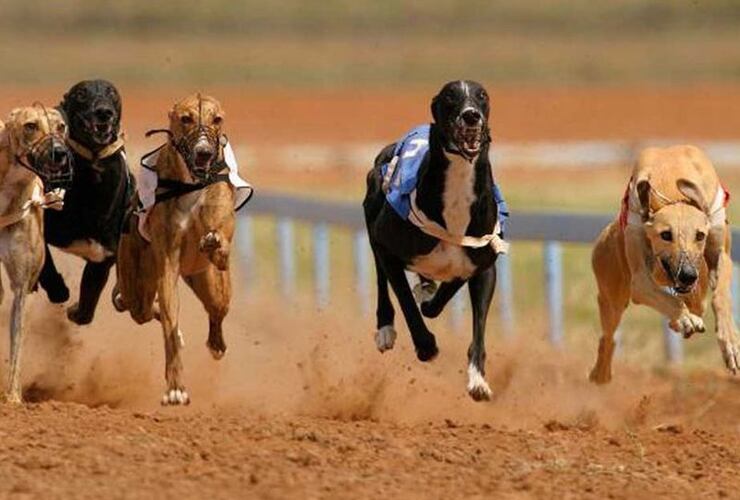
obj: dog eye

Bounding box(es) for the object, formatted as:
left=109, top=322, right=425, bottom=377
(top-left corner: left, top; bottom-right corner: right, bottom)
left=180, top=115, right=194, bottom=125
left=23, top=122, right=38, bottom=133
left=213, top=116, right=223, bottom=126
left=659, top=230, right=673, bottom=242
left=57, top=123, right=66, bottom=134
left=478, top=89, right=488, bottom=100
left=696, top=231, right=706, bottom=242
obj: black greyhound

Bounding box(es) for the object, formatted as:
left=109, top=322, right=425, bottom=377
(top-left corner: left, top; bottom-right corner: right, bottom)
left=38, top=79, right=133, bottom=325
left=363, top=80, right=507, bottom=401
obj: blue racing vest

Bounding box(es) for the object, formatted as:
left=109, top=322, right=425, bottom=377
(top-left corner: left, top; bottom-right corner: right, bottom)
left=381, top=124, right=509, bottom=234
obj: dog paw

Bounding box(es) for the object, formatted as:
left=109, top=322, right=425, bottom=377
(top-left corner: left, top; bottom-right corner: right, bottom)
left=111, top=286, right=126, bottom=313
left=669, top=313, right=705, bottom=338
left=718, top=336, right=740, bottom=375
left=467, top=364, right=492, bottom=401
left=161, top=388, right=190, bottom=406
left=375, top=325, right=397, bottom=353
left=199, top=231, right=222, bottom=253
left=67, top=303, right=93, bottom=325
left=412, top=280, right=437, bottom=304
left=206, top=340, right=227, bottom=360
left=420, top=300, right=442, bottom=319
left=2, top=391, right=22, bottom=405
left=588, top=365, right=612, bottom=385
left=415, top=334, right=438, bottom=362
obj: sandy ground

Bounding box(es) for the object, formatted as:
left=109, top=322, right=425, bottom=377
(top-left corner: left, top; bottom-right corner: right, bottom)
left=2, top=85, right=740, bottom=498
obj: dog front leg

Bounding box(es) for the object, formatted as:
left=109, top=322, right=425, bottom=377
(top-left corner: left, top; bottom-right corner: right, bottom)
left=67, top=258, right=115, bottom=325
left=37, top=244, right=70, bottom=304
left=370, top=244, right=396, bottom=352
left=158, top=252, right=189, bottom=406
left=711, top=241, right=740, bottom=374
left=377, top=247, right=438, bottom=361
left=624, top=227, right=704, bottom=336
left=466, top=267, right=495, bottom=401
left=6, top=289, right=27, bottom=404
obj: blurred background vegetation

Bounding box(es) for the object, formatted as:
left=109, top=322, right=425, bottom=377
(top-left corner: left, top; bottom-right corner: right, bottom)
left=2, top=0, right=740, bottom=86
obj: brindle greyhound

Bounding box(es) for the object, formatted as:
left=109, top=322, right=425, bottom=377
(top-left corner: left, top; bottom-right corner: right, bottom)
left=0, top=104, right=72, bottom=403
left=115, top=94, right=235, bottom=405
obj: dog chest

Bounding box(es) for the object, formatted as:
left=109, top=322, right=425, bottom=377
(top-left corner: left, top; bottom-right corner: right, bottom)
left=409, top=153, right=478, bottom=281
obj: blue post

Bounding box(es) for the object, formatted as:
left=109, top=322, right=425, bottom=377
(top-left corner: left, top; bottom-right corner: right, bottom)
left=543, top=241, right=564, bottom=347
left=276, top=217, right=295, bottom=298
left=235, top=214, right=255, bottom=286
left=312, top=223, right=330, bottom=308
left=497, top=253, right=514, bottom=337
left=662, top=318, right=683, bottom=364
left=449, top=284, right=466, bottom=333
left=732, top=264, right=740, bottom=324
left=353, top=230, right=371, bottom=315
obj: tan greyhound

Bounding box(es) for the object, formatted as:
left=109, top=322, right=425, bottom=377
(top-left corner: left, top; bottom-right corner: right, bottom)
left=115, top=94, right=235, bottom=405
left=590, top=145, right=739, bottom=384
left=0, top=105, right=71, bottom=403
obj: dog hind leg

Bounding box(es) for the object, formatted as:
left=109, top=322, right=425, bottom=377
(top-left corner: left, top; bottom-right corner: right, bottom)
left=467, top=266, right=495, bottom=401
left=183, top=266, right=231, bottom=360
left=371, top=244, right=397, bottom=352
left=589, top=228, right=630, bottom=384
left=37, top=244, right=70, bottom=304
left=710, top=229, right=740, bottom=373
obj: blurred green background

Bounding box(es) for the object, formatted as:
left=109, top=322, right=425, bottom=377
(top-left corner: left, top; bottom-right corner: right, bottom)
left=2, top=0, right=740, bottom=86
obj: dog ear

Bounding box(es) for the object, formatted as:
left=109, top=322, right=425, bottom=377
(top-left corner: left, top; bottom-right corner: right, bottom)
left=636, top=179, right=652, bottom=221
left=677, top=179, right=708, bottom=214
left=430, top=93, right=441, bottom=124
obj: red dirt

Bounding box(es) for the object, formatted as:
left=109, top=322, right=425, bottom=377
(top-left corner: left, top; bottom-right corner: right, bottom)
left=2, top=85, right=740, bottom=498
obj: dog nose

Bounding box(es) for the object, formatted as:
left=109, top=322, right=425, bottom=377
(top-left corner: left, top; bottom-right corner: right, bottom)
left=194, top=145, right=214, bottom=163
left=52, top=144, right=67, bottom=159
left=94, top=107, right=114, bottom=122
left=677, top=265, right=698, bottom=287
left=461, top=109, right=482, bottom=126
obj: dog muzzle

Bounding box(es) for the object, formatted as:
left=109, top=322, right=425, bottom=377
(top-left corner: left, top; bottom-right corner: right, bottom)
left=174, top=126, right=226, bottom=182
left=18, top=135, right=74, bottom=192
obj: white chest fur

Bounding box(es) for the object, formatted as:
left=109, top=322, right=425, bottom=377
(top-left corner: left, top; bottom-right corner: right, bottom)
left=410, top=153, right=478, bottom=281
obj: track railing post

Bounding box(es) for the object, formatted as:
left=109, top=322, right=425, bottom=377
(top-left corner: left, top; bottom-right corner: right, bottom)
left=353, top=230, right=371, bottom=315
left=497, top=252, right=514, bottom=337
left=543, top=241, right=564, bottom=347
left=312, top=223, right=330, bottom=308
left=732, top=263, right=740, bottom=324
left=276, top=217, right=295, bottom=298
left=236, top=214, right=255, bottom=287
left=449, top=284, right=466, bottom=333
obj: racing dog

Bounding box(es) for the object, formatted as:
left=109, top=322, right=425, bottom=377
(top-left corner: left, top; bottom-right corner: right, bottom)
left=37, top=79, right=132, bottom=325
left=0, top=105, right=72, bottom=402
left=363, top=80, right=508, bottom=401
left=115, top=94, right=236, bottom=405
left=590, top=145, right=739, bottom=384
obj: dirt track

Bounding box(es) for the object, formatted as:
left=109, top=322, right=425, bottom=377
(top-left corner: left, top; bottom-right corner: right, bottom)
left=3, top=85, right=740, bottom=498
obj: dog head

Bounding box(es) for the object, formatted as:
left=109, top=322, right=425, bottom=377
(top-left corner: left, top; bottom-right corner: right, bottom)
left=60, top=79, right=122, bottom=150
left=431, top=80, right=490, bottom=160
left=167, top=93, right=225, bottom=180
left=637, top=178, right=710, bottom=294
left=3, top=105, right=73, bottom=190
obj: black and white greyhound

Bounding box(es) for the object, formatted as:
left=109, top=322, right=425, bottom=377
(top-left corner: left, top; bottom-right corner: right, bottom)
left=363, top=80, right=507, bottom=401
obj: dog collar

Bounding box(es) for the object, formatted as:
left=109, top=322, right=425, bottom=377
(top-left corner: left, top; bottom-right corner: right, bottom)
left=67, top=134, right=126, bottom=171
